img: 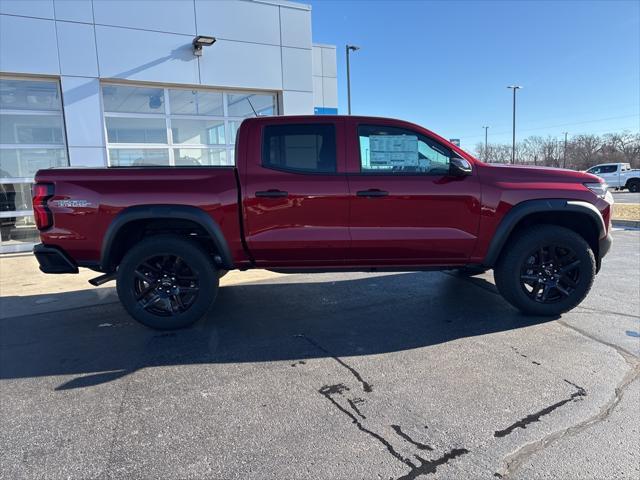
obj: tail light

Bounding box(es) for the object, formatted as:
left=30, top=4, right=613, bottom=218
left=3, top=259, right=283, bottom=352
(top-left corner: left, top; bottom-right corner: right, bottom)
left=32, top=183, right=54, bottom=230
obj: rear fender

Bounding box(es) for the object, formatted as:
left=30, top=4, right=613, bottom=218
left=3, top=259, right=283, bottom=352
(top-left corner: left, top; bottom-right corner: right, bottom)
left=100, top=205, right=234, bottom=271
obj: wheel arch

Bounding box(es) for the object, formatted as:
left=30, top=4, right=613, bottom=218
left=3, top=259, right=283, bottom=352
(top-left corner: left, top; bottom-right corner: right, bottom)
left=483, top=199, right=605, bottom=269
left=100, top=205, right=234, bottom=272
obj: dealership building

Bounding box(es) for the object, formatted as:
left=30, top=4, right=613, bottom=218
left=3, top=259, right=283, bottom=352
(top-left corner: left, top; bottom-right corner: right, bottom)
left=0, top=0, right=337, bottom=253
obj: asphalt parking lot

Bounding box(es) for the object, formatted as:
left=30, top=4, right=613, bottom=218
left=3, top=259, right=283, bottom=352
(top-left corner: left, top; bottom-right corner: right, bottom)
left=1, top=229, right=639, bottom=480
left=612, top=191, right=640, bottom=204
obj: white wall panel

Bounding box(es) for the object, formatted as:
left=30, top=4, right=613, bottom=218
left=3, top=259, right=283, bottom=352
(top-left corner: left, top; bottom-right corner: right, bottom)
left=280, top=6, right=311, bottom=49
left=312, top=45, right=322, bottom=76
left=93, top=0, right=196, bottom=35
left=95, top=26, right=199, bottom=84
left=68, top=147, right=107, bottom=167
left=0, top=0, right=54, bottom=19
left=54, top=0, right=93, bottom=23
left=321, top=47, right=337, bottom=77
left=312, top=76, right=323, bottom=106
left=322, top=76, right=337, bottom=108
left=57, top=22, right=99, bottom=77
left=61, top=77, right=104, bottom=148
left=282, top=47, right=312, bottom=92
left=281, top=90, right=313, bottom=115
left=0, top=15, right=59, bottom=75
left=195, top=0, right=280, bottom=45
left=199, top=40, right=281, bottom=90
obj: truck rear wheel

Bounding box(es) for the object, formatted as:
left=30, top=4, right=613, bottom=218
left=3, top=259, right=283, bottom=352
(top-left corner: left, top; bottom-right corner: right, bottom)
left=494, top=225, right=595, bottom=316
left=627, top=180, right=639, bottom=193
left=116, top=234, right=218, bottom=330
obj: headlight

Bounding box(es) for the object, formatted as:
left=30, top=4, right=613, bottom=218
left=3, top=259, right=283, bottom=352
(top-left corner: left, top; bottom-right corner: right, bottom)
left=584, top=182, right=608, bottom=198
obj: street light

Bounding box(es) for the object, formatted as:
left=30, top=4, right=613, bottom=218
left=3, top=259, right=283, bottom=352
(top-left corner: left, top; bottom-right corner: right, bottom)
left=346, top=45, right=360, bottom=115
left=482, top=126, right=489, bottom=161
left=563, top=131, right=568, bottom=168
left=507, top=85, right=522, bottom=164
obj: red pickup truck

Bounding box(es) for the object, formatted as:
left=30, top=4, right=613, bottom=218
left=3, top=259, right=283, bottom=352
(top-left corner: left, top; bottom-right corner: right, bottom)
left=32, top=115, right=613, bottom=329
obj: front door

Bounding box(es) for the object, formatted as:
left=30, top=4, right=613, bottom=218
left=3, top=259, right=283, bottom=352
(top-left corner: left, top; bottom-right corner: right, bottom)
left=346, top=122, right=481, bottom=265
left=243, top=120, right=349, bottom=267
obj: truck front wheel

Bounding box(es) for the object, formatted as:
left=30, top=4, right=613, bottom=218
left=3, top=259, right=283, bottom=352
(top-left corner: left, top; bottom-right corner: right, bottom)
left=494, top=225, right=596, bottom=316
left=116, top=234, right=218, bottom=329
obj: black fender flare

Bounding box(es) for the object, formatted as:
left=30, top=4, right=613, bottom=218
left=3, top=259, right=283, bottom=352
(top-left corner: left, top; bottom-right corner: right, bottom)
left=482, top=199, right=605, bottom=267
left=100, top=205, right=234, bottom=271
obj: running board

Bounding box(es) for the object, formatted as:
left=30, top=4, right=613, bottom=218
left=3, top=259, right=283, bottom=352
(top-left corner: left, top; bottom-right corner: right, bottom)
left=88, top=272, right=117, bottom=286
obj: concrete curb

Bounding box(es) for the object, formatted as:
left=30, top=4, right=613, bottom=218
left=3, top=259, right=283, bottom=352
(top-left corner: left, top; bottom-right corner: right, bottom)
left=612, top=219, right=640, bottom=228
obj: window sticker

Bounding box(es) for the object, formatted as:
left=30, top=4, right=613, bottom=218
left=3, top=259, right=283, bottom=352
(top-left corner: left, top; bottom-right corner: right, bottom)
left=369, top=135, right=419, bottom=168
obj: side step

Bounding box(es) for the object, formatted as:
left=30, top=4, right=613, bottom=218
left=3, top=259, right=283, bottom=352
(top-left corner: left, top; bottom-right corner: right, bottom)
left=88, top=272, right=117, bottom=286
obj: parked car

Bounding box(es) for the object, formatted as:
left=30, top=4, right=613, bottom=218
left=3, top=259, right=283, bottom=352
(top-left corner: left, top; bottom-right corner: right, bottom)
left=585, top=163, right=640, bottom=192
left=32, top=115, right=613, bottom=329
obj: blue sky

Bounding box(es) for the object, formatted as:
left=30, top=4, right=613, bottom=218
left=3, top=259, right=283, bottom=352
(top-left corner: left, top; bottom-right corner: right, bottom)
left=307, top=0, right=640, bottom=150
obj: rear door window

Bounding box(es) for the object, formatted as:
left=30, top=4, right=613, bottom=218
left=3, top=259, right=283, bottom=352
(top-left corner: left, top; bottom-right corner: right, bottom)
left=262, top=124, right=336, bottom=173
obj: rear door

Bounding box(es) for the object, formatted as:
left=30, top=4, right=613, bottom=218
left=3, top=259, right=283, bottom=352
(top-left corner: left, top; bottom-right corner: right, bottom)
left=346, top=121, right=481, bottom=265
left=242, top=119, right=349, bottom=267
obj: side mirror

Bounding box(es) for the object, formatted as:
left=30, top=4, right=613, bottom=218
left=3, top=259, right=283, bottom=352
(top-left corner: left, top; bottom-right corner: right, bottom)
left=449, top=157, right=472, bottom=177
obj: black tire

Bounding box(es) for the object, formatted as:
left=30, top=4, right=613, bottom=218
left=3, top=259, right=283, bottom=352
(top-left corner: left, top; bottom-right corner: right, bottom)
left=116, top=234, right=218, bottom=330
left=494, top=225, right=595, bottom=316
left=628, top=181, right=639, bottom=193
left=453, top=266, right=489, bottom=277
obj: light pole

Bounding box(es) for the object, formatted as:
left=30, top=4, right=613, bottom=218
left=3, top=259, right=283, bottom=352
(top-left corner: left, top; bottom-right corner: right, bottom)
left=482, top=126, right=489, bottom=161
left=346, top=45, right=360, bottom=115
left=507, top=85, right=522, bottom=164
left=563, top=131, right=568, bottom=168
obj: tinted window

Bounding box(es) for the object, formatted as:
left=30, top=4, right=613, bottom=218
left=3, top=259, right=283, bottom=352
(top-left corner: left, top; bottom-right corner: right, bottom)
left=358, top=125, right=451, bottom=175
left=600, top=165, right=617, bottom=173
left=262, top=124, right=336, bottom=173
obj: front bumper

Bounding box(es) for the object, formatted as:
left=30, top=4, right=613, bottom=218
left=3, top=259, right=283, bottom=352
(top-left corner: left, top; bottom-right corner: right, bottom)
left=599, top=232, right=613, bottom=260
left=33, top=244, right=79, bottom=274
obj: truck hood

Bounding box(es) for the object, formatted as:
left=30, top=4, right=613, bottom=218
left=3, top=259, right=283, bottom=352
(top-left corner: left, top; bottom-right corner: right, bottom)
left=480, top=163, right=602, bottom=184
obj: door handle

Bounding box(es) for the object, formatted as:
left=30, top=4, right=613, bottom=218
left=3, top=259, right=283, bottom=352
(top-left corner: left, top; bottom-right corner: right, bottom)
left=255, top=189, right=289, bottom=198
left=356, top=189, right=389, bottom=198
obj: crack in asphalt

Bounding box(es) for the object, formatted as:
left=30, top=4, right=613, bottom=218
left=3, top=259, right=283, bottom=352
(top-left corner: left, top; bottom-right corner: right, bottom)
left=510, top=346, right=542, bottom=366
left=318, top=383, right=469, bottom=479
left=347, top=398, right=366, bottom=419
left=295, top=333, right=373, bottom=392
left=391, top=425, right=433, bottom=451
left=495, top=325, right=640, bottom=478
left=494, top=379, right=587, bottom=438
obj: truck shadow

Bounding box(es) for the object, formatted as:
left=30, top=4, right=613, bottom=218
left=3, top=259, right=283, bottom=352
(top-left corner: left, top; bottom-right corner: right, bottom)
left=0, top=272, right=556, bottom=389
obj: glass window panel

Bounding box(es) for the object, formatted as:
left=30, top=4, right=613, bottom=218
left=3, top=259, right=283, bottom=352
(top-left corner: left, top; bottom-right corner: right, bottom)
left=0, top=182, right=33, bottom=212
left=1, top=214, right=38, bottom=246
left=102, top=85, right=165, bottom=114
left=108, top=148, right=170, bottom=167
left=0, top=148, right=67, bottom=178
left=229, top=120, right=242, bottom=144
left=0, top=79, right=61, bottom=111
left=262, top=124, right=336, bottom=173
left=0, top=114, right=65, bottom=144
left=105, top=117, right=167, bottom=144
left=174, top=148, right=227, bottom=166
left=169, top=89, right=223, bottom=116
left=171, top=119, right=225, bottom=145
left=358, top=125, right=451, bottom=175
left=227, top=93, right=276, bottom=117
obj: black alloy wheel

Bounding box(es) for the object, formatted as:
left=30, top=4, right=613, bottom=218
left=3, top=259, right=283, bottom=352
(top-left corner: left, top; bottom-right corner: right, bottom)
left=117, top=235, right=218, bottom=329
left=494, top=225, right=596, bottom=316
left=133, top=254, right=200, bottom=316
left=519, top=244, right=581, bottom=304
